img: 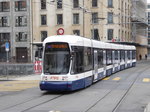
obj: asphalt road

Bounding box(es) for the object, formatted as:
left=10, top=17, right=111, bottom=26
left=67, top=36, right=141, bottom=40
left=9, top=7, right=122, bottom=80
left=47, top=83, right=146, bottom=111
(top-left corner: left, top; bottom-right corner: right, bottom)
left=0, top=60, right=150, bottom=112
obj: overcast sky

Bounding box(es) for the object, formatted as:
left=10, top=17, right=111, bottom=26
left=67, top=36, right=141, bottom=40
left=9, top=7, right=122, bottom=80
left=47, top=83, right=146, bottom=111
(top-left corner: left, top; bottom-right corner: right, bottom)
left=148, top=0, right=150, bottom=3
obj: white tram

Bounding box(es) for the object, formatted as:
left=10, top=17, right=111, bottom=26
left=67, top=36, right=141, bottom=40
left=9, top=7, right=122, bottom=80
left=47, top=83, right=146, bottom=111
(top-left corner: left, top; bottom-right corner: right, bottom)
left=40, top=35, right=136, bottom=91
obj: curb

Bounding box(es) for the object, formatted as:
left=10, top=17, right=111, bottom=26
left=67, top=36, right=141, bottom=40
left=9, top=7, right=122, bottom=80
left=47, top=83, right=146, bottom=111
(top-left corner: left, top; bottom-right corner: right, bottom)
left=144, top=103, right=150, bottom=112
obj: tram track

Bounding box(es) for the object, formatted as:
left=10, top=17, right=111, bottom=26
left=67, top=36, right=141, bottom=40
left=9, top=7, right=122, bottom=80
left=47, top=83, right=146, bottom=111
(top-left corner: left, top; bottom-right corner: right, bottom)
left=0, top=91, right=64, bottom=112
left=3, top=65, right=148, bottom=112
left=85, top=63, right=150, bottom=112
left=112, top=64, right=150, bottom=112
left=21, top=94, right=64, bottom=112
left=0, top=61, right=149, bottom=112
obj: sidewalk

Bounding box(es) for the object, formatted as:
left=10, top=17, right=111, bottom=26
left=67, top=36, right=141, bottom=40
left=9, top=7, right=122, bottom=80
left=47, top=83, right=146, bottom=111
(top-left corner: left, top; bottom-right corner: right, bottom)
left=0, top=74, right=41, bottom=81
left=14, top=74, right=41, bottom=80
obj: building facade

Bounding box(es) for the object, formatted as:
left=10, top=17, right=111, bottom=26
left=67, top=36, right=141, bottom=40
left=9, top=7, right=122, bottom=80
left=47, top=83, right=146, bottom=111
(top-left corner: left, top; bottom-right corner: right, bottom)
left=32, top=0, right=133, bottom=61
left=131, top=0, right=148, bottom=60
left=0, top=0, right=32, bottom=62
left=147, top=3, right=150, bottom=56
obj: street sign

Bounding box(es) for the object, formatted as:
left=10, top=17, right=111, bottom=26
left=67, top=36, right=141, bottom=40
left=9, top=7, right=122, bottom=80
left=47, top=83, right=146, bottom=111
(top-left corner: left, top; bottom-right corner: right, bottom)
left=34, top=61, right=42, bottom=73
left=5, top=42, right=9, bottom=51
left=57, top=28, right=64, bottom=35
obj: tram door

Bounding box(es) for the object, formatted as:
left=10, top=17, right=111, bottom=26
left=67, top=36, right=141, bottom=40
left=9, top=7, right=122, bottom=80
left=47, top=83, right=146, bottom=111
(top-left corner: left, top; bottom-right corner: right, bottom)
left=93, top=50, right=98, bottom=81
left=130, top=51, right=132, bottom=66
left=125, top=51, right=127, bottom=68
left=118, top=51, right=120, bottom=70
left=103, top=50, right=106, bottom=77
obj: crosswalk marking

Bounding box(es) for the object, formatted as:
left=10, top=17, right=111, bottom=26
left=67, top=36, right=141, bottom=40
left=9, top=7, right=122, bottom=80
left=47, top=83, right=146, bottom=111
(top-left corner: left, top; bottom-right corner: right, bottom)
left=112, top=77, right=121, bottom=81
left=102, top=77, right=150, bottom=83
left=103, top=77, right=110, bottom=80
left=143, top=78, right=150, bottom=82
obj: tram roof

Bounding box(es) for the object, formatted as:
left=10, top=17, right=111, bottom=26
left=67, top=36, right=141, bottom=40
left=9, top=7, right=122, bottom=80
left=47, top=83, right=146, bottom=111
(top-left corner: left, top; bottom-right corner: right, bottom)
left=43, top=35, right=136, bottom=50
left=44, top=35, right=85, bottom=46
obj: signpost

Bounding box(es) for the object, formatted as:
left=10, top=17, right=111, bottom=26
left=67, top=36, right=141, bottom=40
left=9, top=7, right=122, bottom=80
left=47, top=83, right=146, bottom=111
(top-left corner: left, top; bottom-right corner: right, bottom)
left=57, top=28, right=64, bottom=35
left=5, top=42, right=9, bottom=62
left=5, top=42, right=9, bottom=80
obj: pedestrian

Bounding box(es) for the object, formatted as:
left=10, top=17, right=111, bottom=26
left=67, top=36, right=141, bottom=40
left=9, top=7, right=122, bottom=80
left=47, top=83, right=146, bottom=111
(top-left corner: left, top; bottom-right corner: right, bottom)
left=145, top=54, right=147, bottom=60
left=139, top=54, right=142, bottom=60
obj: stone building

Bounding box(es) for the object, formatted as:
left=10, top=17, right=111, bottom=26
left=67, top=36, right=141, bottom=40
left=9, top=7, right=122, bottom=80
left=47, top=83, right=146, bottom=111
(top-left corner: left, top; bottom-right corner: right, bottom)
left=147, top=3, right=150, bottom=56
left=131, top=0, right=148, bottom=60
left=0, top=0, right=32, bottom=63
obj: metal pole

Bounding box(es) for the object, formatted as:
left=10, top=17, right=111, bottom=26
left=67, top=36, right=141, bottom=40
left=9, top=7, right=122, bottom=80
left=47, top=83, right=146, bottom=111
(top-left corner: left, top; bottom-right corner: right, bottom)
left=7, top=51, right=9, bottom=63
left=6, top=51, right=9, bottom=80
left=83, top=0, right=85, bottom=37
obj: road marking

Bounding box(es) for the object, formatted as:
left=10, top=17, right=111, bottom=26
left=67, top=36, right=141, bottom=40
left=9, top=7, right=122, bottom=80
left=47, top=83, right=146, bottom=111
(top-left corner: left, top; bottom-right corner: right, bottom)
left=113, top=77, right=121, bottom=81
left=0, top=80, right=39, bottom=92
left=103, top=77, right=110, bottom=80
left=143, top=78, right=150, bottom=82
left=49, top=110, right=61, bottom=112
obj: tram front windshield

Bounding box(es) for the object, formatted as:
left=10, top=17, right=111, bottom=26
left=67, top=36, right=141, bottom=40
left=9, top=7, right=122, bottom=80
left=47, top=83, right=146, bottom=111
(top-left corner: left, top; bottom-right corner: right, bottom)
left=44, top=43, right=70, bottom=74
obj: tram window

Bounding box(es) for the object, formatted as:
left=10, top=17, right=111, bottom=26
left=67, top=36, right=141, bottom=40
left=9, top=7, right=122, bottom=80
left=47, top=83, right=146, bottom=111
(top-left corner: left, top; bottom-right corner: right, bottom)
left=106, top=50, right=112, bottom=65
left=127, top=51, right=130, bottom=60
left=84, top=47, right=92, bottom=71
left=71, top=46, right=84, bottom=74
left=103, top=50, right=106, bottom=65
left=120, top=50, right=125, bottom=61
left=114, top=50, right=118, bottom=60
left=43, top=43, right=70, bottom=74
left=98, top=49, right=103, bottom=68
left=132, top=50, right=136, bottom=59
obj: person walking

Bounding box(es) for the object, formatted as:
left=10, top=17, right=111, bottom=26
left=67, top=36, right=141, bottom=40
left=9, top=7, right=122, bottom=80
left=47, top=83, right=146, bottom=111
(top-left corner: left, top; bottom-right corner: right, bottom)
left=145, top=54, right=147, bottom=60
left=139, top=54, right=142, bottom=60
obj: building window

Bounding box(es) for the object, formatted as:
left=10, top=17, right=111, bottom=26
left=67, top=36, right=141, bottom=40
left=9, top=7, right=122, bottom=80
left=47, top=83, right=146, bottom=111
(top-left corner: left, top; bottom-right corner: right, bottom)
left=41, top=15, right=47, bottom=25
left=16, top=32, right=27, bottom=42
left=91, top=29, right=99, bottom=40
left=41, top=0, right=46, bottom=10
left=0, top=2, right=10, bottom=12
left=0, top=33, right=10, bottom=43
left=73, top=0, right=79, bottom=8
left=148, top=39, right=150, bottom=44
left=108, top=12, right=113, bottom=24
left=107, top=29, right=113, bottom=40
left=73, top=13, right=79, bottom=24
left=0, top=16, right=9, bottom=27
left=15, top=1, right=27, bottom=11
left=92, top=12, right=98, bottom=24
left=108, top=0, right=113, bottom=8
left=92, top=0, right=98, bottom=7
left=148, top=32, right=150, bottom=38
left=148, top=19, right=150, bottom=24
left=15, top=16, right=27, bottom=27
left=41, top=31, right=47, bottom=41
left=73, top=30, right=80, bottom=35
left=57, top=0, right=62, bottom=9
left=148, top=5, right=150, bottom=9
left=57, top=14, right=63, bottom=25
left=0, top=33, right=10, bottom=62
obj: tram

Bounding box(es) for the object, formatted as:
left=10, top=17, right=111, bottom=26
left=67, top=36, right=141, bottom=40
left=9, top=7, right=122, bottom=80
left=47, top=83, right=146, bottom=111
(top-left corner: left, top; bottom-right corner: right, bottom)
left=40, top=35, right=136, bottom=91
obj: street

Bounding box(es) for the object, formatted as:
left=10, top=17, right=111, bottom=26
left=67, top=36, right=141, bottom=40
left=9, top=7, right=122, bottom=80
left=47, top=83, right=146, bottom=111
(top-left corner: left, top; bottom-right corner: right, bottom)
left=0, top=60, right=150, bottom=112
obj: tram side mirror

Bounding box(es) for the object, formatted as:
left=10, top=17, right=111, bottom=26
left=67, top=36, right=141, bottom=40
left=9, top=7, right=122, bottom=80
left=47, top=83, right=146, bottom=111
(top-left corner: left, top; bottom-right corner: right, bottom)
left=70, top=51, right=75, bottom=60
